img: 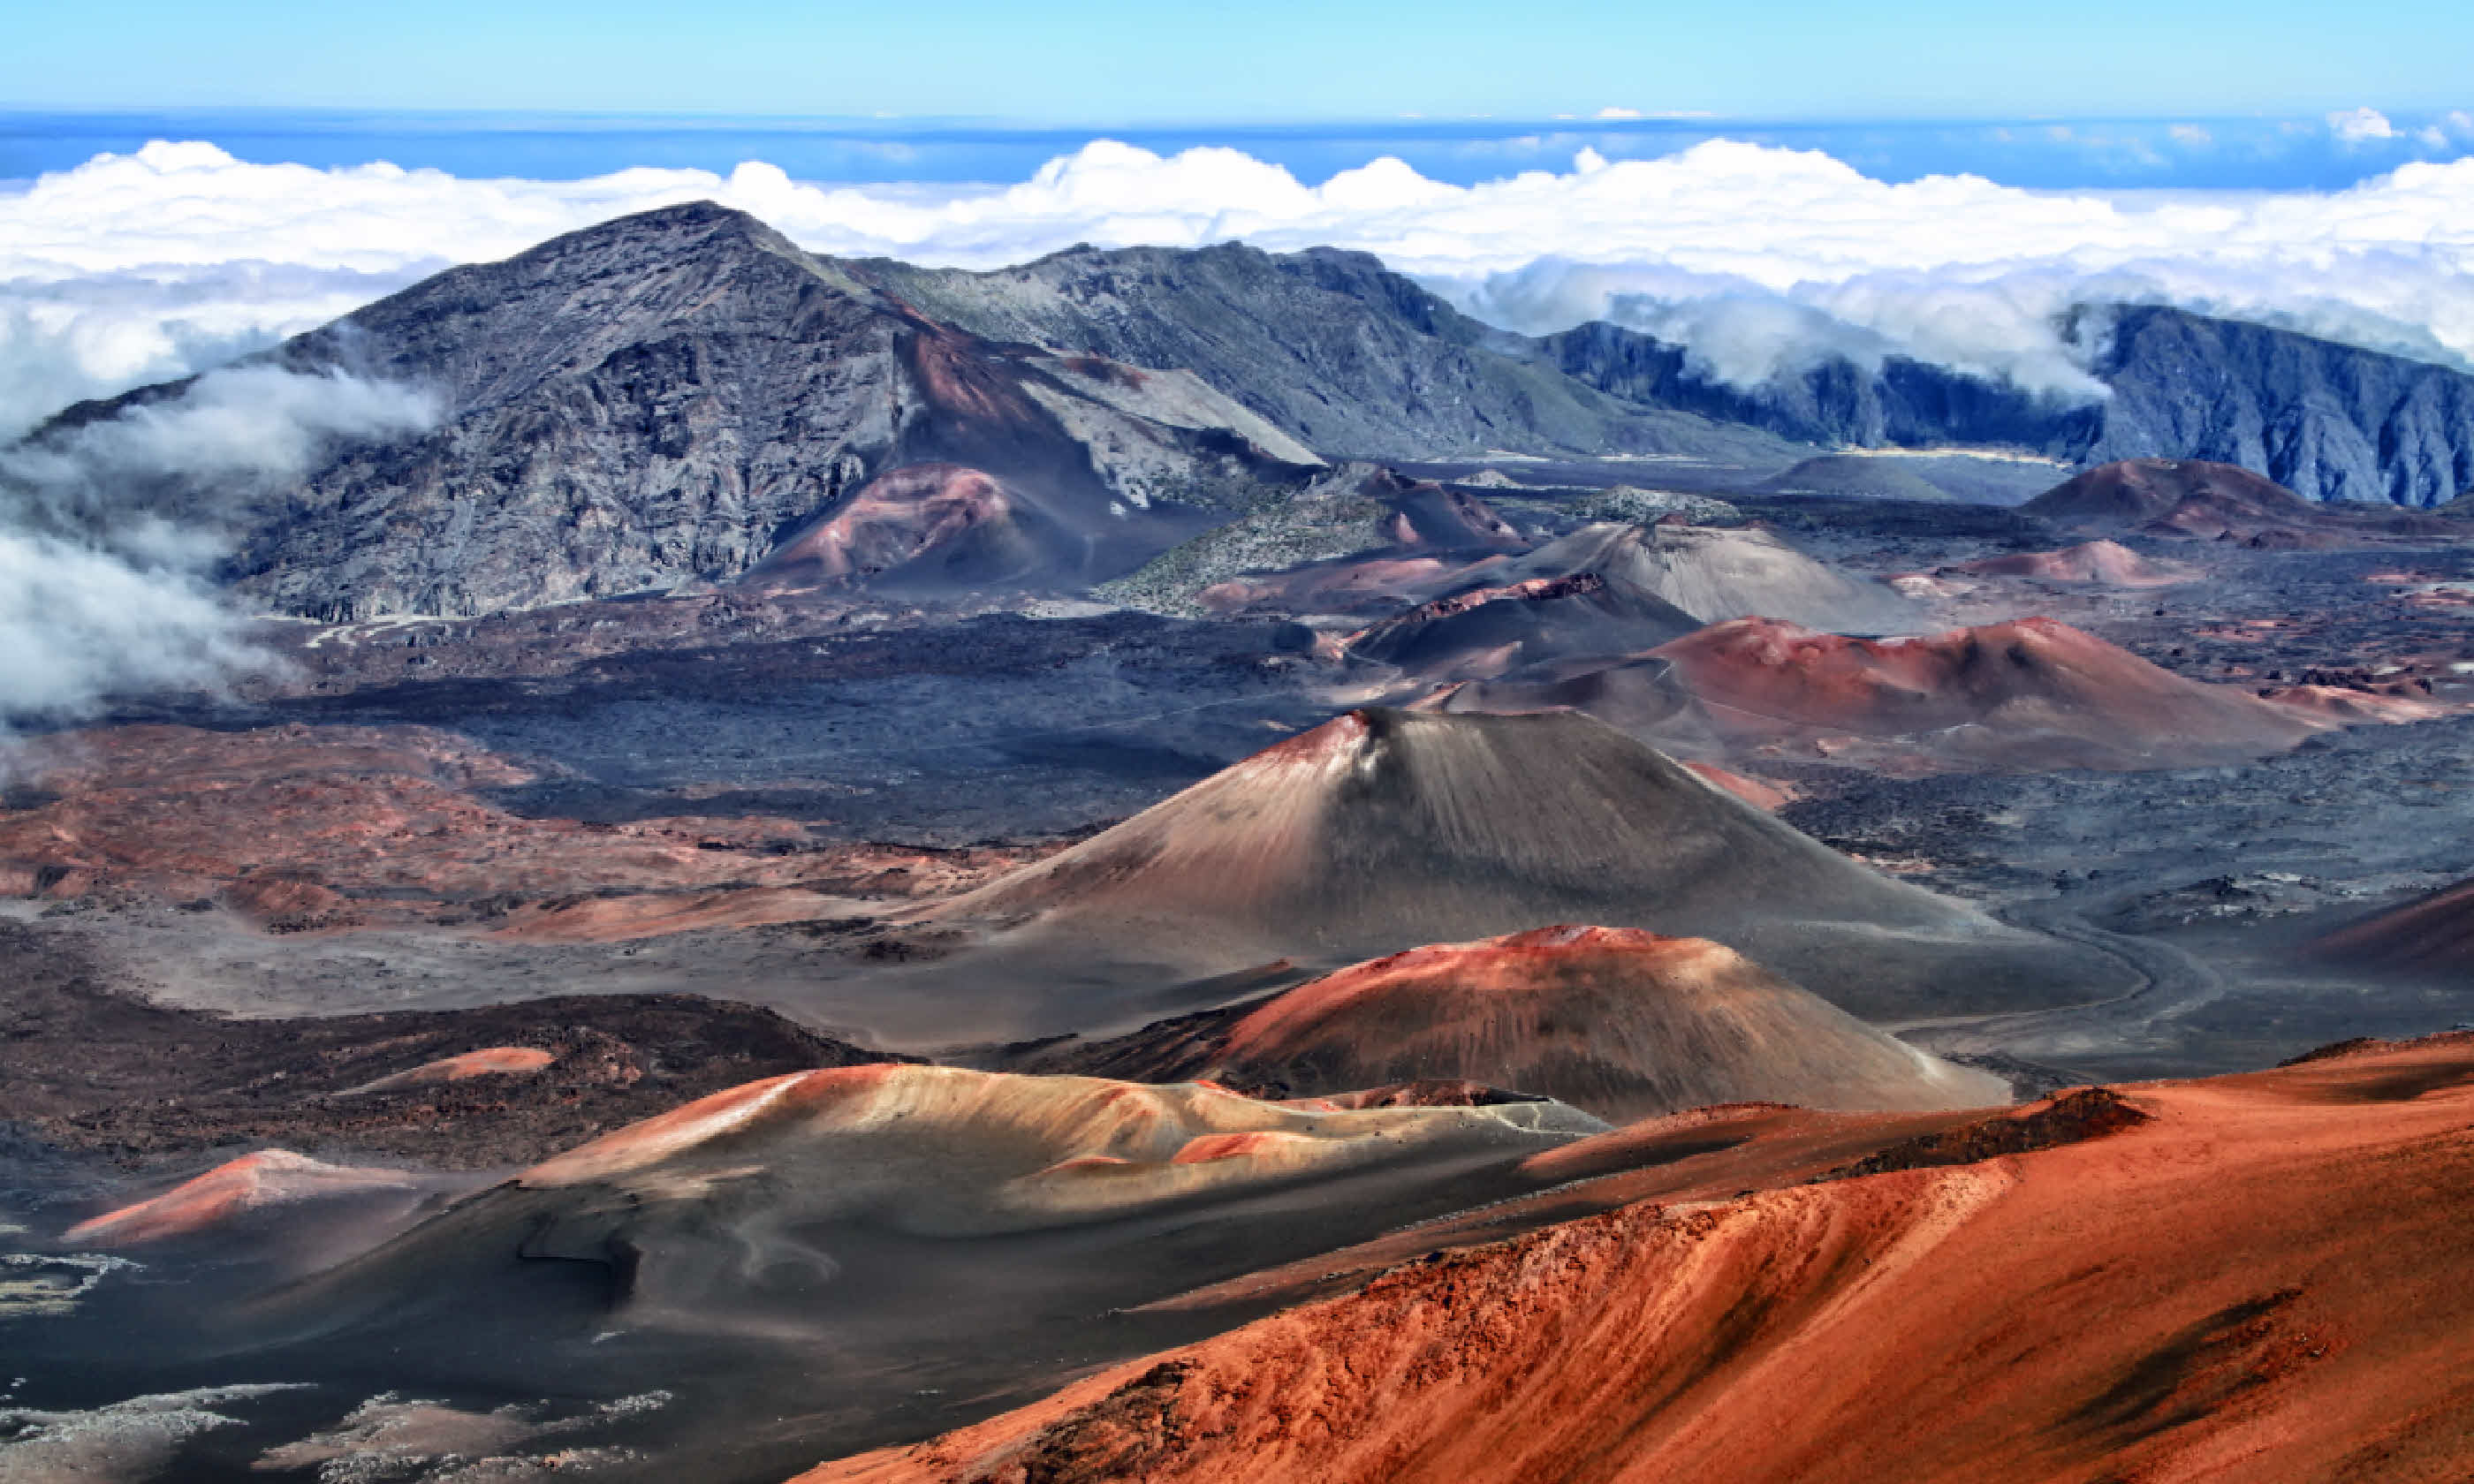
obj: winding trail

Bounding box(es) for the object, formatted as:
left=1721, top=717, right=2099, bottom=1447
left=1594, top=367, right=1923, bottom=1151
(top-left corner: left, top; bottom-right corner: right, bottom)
left=1886, top=894, right=2225, bottom=1060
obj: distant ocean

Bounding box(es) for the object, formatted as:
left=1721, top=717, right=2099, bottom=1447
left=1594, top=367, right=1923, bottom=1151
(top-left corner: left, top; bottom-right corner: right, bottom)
left=4, top=108, right=2468, bottom=191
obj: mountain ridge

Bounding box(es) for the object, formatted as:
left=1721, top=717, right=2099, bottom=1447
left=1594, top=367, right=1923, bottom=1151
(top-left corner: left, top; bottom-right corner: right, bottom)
left=21, top=201, right=2474, bottom=622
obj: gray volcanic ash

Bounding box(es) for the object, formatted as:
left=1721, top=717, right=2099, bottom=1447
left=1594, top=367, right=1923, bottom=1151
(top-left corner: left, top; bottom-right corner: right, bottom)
left=1345, top=572, right=1701, bottom=680
left=918, top=708, right=2118, bottom=1025
left=264, top=1063, right=1606, bottom=1344
left=1101, top=462, right=1526, bottom=617
left=1080, top=926, right=2007, bottom=1120
left=1421, top=653, right=1729, bottom=760
left=1452, top=519, right=1923, bottom=634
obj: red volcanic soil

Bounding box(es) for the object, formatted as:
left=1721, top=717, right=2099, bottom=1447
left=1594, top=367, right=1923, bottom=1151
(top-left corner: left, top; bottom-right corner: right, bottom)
left=64, top=1150, right=414, bottom=1247
left=1650, top=616, right=2330, bottom=770
left=0, top=723, right=1032, bottom=933
left=748, top=463, right=1048, bottom=588
left=2024, top=458, right=2461, bottom=545
left=340, top=1046, right=558, bottom=1095
left=802, top=1034, right=2474, bottom=1484
left=1199, top=927, right=2001, bottom=1120
left=2310, top=877, right=2474, bottom=971
left=1938, top=539, right=2197, bottom=587
left=1680, top=761, right=1791, bottom=811
left=2025, top=458, right=2314, bottom=532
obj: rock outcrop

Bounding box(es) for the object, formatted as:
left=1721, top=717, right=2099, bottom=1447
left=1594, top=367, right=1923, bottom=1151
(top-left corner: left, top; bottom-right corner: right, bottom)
left=1548, top=306, right=2474, bottom=507
left=861, top=243, right=1801, bottom=465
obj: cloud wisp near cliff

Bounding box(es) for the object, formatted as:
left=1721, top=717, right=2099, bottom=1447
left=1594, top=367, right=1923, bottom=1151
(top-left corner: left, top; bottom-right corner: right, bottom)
left=0, top=365, right=438, bottom=731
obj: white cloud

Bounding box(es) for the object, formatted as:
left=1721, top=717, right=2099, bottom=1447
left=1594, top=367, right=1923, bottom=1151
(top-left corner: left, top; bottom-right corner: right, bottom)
left=0, top=364, right=438, bottom=727
left=2329, top=108, right=2398, bottom=144
left=2167, top=124, right=2212, bottom=148
left=1596, top=107, right=1644, bottom=120
left=12, top=134, right=2474, bottom=420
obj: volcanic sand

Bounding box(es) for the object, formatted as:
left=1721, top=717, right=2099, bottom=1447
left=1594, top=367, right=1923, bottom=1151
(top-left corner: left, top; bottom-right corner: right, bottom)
left=803, top=1034, right=2474, bottom=1484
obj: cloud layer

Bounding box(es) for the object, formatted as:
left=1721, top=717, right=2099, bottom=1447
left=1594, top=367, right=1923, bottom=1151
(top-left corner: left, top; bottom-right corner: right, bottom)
left=11, top=133, right=2474, bottom=429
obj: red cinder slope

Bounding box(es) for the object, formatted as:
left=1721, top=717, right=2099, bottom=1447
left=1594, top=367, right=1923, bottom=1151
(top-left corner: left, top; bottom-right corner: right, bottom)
left=1203, top=926, right=2002, bottom=1120
left=2310, top=876, right=2474, bottom=971
left=801, top=1034, right=2474, bottom=1484
left=65, top=1151, right=414, bottom=1247
left=1651, top=615, right=2326, bottom=769
left=748, top=463, right=1052, bottom=589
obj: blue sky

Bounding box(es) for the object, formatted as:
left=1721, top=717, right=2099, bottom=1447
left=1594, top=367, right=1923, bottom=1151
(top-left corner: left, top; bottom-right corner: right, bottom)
left=4, top=0, right=2469, bottom=121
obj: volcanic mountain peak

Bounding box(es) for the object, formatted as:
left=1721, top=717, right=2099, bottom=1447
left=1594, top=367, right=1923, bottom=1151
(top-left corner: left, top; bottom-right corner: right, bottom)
left=33, top=202, right=1324, bottom=617
left=921, top=707, right=2113, bottom=1024
left=1203, top=925, right=2006, bottom=1119
left=854, top=239, right=1803, bottom=466
left=64, top=1150, right=416, bottom=1247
